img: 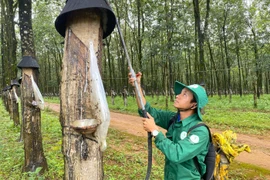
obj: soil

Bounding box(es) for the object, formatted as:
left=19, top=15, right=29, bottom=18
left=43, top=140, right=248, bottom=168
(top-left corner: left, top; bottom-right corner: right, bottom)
left=45, top=102, right=270, bottom=171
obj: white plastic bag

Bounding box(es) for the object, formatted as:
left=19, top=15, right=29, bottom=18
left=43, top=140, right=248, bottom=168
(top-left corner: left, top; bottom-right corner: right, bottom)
left=31, top=75, right=45, bottom=110
left=89, top=41, right=110, bottom=152
left=14, top=90, right=20, bottom=104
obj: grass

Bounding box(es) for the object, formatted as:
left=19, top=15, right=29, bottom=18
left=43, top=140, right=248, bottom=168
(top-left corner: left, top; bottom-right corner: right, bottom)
left=104, top=129, right=164, bottom=180
left=0, top=102, right=63, bottom=180
left=1, top=94, right=270, bottom=179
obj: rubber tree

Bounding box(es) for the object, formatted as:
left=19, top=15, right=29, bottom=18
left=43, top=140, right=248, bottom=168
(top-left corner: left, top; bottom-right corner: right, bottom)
left=2, top=85, right=11, bottom=113
left=17, top=0, right=48, bottom=174
left=0, top=0, right=17, bottom=88
left=192, top=0, right=210, bottom=84
left=55, top=0, right=116, bottom=179
left=10, top=79, right=20, bottom=126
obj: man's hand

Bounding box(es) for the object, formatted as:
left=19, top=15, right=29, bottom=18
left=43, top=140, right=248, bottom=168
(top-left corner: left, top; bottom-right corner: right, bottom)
left=142, top=112, right=159, bottom=132
left=128, top=71, right=146, bottom=109
left=128, top=72, right=142, bottom=87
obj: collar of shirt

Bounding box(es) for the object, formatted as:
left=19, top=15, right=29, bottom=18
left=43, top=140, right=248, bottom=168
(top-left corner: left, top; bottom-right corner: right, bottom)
left=180, top=113, right=200, bottom=127
left=177, top=113, right=180, bottom=122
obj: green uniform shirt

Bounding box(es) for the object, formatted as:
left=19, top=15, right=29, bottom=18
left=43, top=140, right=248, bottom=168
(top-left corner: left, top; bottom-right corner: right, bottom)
left=139, top=102, right=209, bottom=180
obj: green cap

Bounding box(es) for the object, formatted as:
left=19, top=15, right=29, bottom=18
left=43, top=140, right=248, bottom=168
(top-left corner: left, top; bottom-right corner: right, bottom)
left=174, top=81, right=208, bottom=121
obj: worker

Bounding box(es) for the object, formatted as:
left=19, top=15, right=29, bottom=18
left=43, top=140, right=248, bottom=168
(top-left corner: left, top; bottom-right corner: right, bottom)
left=128, top=72, right=210, bottom=179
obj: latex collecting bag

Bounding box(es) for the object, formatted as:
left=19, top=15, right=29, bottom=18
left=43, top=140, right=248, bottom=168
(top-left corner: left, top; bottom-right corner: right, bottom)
left=88, top=41, right=110, bottom=152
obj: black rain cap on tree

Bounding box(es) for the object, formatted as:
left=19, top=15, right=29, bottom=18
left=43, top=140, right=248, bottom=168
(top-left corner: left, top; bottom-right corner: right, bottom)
left=55, top=0, right=116, bottom=39
left=17, top=56, right=40, bottom=69
left=11, top=79, right=20, bottom=87
left=3, top=85, right=12, bottom=91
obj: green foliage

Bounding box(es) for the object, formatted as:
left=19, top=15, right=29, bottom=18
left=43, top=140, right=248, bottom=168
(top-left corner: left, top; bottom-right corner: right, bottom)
left=22, top=167, right=44, bottom=180
left=2, top=0, right=270, bottom=98
left=31, top=0, right=65, bottom=94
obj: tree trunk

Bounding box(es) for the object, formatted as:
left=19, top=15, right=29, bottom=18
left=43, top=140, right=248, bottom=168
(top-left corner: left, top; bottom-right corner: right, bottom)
left=265, top=72, right=269, bottom=94
left=193, top=0, right=210, bottom=83
left=243, top=49, right=250, bottom=93
left=164, top=62, right=169, bottom=110
left=60, top=10, right=104, bottom=180
left=234, top=33, right=243, bottom=97
left=11, top=85, right=20, bottom=126
left=0, top=0, right=4, bottom=87
left=7, top=90, right=12, bottom=117
left=1, top=0, right=17, bottom=87
left=207, top=40, right=220, bottom=97
left=2, top=90, right=9, bottom=112
left=251, top=28, right=262, bottom=98
left=18, top=0, right=48, bottom=174
left=21, top=69, right=48, bottom=173
left=253, top=80, right=257, bottom=108
left=53, top=39, right=62, bottom=94
left=222, top=11, right=232, bottom=102
left=219, top=36, right=227, bottom=97
left=165, top=0, right=174, bottom=102
left=136, top=0, right=143, bottom=72
left=105, top=37, right=112, bottom=91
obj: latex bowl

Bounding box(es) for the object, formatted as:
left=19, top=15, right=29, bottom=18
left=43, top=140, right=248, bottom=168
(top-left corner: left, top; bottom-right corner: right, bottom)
left=70, top=119, right=99, bottom=135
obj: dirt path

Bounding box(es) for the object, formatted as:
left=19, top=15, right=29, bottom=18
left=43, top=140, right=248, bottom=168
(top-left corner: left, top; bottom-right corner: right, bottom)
left=45, top=102, right=270, bottom=170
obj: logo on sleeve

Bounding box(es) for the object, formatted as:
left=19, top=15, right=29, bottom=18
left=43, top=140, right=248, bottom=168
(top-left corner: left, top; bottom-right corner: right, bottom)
left=180, top=132, right=187, bottom=140
left=189, top=135, right=200, bottom=144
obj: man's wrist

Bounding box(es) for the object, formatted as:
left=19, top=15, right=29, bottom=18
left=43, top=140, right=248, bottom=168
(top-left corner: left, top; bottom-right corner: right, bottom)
left=151, top=130, right=159, bottom=137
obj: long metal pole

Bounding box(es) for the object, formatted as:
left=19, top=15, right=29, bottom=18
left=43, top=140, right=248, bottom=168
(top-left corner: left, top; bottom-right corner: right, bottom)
left=115, top=25, right=145, bottom=110
left=106, top=2, right=152, bottom=180
left=116, top=18, right=152, bottom=180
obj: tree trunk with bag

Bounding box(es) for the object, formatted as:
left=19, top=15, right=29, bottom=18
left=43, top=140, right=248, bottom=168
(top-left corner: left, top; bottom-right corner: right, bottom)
left=18, top=0, right=48, bottom=174
left=55, top=1, right=116, bottom=179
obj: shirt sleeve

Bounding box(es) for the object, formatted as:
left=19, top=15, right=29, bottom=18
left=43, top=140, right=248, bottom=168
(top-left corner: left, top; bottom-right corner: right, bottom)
left=138, top=102, right=175, bottom=129
left=154, top=126, right=209, bottom=163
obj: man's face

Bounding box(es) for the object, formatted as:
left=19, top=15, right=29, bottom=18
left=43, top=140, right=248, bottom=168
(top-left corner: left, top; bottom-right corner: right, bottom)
left=173, top=88, right=196, bottom=109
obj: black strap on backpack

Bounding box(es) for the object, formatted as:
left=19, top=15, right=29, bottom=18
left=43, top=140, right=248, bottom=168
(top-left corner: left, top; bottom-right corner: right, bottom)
left=188, top=123, right=215, bottom=180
